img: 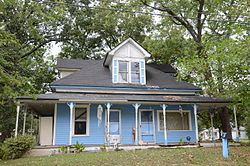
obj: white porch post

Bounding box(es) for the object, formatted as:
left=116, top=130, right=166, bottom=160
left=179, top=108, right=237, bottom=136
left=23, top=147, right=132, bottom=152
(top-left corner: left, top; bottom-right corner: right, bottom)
left=53, top=104, right=57, bottom=145
left=106, top=103, right=112, bottom=145
left=194, top=104, right=199, bottom=143
left=132, top=103, right=141, bottom=145
left=22, top=108, right=27, bottom=135
left=233, top=105, right=239, bottom=142
left=161, top=104, right=168, bottom=145
left=67, top=102, right=75, bottom=145
left=210, top=113, right=214, bottom=142
left=15, top=103, right=20, bottom=137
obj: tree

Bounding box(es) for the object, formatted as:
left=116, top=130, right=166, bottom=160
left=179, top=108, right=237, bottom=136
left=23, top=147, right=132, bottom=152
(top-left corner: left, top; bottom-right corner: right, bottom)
left=0, top=0, right=57, bottom=140
left=139, top=0, right=249, bottom=139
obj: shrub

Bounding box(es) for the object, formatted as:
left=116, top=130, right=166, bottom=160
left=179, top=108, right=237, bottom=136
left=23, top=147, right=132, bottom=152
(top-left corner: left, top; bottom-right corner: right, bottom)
left=1, top=134, right=35, bottom=160
left=100, top=145, right=107, bottom=152
left=58, top=145, right=67, bottom=154
left=73, top=141, right=85, bottom=153
left=179, top=138, right=184, bottom=146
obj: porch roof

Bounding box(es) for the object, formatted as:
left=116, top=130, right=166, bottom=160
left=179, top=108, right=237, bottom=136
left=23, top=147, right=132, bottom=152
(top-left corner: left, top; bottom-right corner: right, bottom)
left=18, top=92, right=231, bottom=105
left=17, top=93, right=232, bottom=115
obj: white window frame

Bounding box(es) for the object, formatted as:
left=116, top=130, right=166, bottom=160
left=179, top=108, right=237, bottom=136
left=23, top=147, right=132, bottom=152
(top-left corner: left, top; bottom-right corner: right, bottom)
left=72, top=105, right=90, bottom=137
left=114, top=59, right=145, bottom=84
left=118, top=61, right=129, bottom=83
left=130, top=61, right=141, bottom=84
left=157, top=110, right=192, bottom=132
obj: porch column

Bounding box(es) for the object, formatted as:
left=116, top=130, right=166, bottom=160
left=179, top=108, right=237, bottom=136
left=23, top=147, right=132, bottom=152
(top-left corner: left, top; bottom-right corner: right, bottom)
left=22, top=108, right=27, bottom=135
left=209, top=109, right=214, bottom=142
left=161, top=104, right=168, bottom=144
left=132, top=103, right=141, bottom=145
left=67, top=102, right=75, bottom=145
left=194, top=104, right=199, bottom=143
left=210, top=113, right=214, bottom=142
left=15, top=103, right=20, bottom=137
left=233, top=105, right=239, bottom=142
left=106, top=103, right=112, bottom=145
left=53, top=104, right=57, bottom=145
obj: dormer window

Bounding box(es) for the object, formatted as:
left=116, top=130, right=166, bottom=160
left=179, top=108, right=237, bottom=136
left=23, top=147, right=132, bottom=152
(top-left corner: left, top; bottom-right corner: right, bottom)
left=113, top=60, right=146, bottom=84
left=106, top=38, right=150, bottom=85
left=131, top=62, right=140, bottom=83
left=118, top=61, right=129, bottom=83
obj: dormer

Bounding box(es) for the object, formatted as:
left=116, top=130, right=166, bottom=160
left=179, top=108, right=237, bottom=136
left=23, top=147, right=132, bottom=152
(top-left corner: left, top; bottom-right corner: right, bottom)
left=104, top=38, right=151, bottom=85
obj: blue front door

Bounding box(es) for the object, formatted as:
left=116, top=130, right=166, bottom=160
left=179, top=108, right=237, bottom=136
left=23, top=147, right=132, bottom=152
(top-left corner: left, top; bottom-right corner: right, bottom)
left=139, top=110, right=155, bottom=143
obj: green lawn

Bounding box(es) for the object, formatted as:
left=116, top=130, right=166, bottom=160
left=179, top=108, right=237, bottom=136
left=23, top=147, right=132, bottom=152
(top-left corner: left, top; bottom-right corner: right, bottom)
left=1, top=146, right=250, bottom=166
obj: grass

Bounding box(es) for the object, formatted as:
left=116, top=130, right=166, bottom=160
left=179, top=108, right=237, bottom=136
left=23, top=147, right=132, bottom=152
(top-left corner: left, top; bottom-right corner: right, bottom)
left=1, top=146, right=250, bottom=166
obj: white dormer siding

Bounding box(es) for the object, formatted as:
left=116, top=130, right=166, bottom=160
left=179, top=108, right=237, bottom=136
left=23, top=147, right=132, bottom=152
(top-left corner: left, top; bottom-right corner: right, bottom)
left=106, top=38, right=151, bottom=85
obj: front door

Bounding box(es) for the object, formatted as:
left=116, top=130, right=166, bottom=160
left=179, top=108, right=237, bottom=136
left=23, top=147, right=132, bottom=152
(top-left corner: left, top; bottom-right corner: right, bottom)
left=139, top=110, right=155, bottom=144
left=107, top=110, right=121, bottom=144
left=40, top=117, right=53, bottom=145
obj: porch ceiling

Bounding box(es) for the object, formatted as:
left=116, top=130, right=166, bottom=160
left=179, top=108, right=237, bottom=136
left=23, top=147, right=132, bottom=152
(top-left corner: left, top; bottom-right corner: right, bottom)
left=23, top=100, right=55, bottom=115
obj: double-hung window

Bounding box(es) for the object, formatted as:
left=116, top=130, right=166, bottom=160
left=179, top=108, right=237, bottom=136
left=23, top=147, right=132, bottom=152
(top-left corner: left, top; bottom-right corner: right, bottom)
left=131, top=62, right=140, bottom=83
left=158, top=111, right=190, bottom=131
left=74, top=107, right=88, bottom=135
left=118, top=61, right=129, bottom=83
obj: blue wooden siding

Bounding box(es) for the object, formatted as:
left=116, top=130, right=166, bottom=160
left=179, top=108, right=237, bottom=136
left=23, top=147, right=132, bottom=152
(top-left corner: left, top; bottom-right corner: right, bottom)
left=55, top=103, right=196, bottom=145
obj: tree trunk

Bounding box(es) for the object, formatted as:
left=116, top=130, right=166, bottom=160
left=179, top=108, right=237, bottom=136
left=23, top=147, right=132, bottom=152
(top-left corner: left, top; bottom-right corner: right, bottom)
left=218, top=107, right=232, bottom=140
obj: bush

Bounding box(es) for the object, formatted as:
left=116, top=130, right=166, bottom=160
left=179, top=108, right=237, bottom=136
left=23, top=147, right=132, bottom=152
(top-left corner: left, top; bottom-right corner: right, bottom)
left=58, top=145, right=67, bottom=154
left=100, top=145, right=107, bottom=152
left=1, top=134, right=35, bottom=160
left=73, top=141, right=85, bottom=153
left=179, top=138, right=184, bottom=146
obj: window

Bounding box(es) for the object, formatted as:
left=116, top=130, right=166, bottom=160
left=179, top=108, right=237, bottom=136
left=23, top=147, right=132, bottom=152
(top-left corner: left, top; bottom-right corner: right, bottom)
left=131, top=62, right=140, bottom=83
left=74, top=107, right=88, bottom=135
left=158, top=111, right=190, bottom=131
left=118, top=61, right=128, bottom=83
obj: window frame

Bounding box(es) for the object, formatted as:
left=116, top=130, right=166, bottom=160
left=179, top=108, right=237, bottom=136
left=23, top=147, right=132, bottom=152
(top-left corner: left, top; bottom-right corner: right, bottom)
left=118, top=61, right=129, bottom=83
left=130, top=61, right=141, bottom=84
left=72, top=105, right=90, bottom=137
left=114, top=59, right=145, bottom=84
left=157, top=110, right=192, bottom=132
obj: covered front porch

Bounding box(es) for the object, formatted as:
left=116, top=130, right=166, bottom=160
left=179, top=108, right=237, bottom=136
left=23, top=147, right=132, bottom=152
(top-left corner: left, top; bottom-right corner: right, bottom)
left=15, top=93, right=234, bottom=146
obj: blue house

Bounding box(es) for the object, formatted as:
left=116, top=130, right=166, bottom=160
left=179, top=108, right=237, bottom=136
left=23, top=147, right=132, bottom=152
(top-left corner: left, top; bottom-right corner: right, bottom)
left=16, top=38, right=231, bottom=146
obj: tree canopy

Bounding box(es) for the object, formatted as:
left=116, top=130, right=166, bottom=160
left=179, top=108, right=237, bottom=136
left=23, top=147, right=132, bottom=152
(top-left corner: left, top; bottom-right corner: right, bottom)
left=0, top=0, right=249, bottom=140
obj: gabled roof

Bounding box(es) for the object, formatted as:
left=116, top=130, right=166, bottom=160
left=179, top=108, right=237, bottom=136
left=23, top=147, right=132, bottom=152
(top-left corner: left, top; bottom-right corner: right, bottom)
left=148, top=64, right=177, bottom=73
left=57, top=58, right=97, bottom=69
left=104, top=37, right=151, bottom=66
left=51, top=59, right=201, bottom=90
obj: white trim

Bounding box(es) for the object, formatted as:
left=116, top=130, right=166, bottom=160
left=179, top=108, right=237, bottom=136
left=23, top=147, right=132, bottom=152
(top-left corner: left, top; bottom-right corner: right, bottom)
left=72, top=105, right=90, bottom=137
left=22, top=109, right=27, bottom=135
left=139, top=109, right=156, bottom=143
left=15, top=104, right=20, bottom=137
left=194, top=104, right=198, bottom=143
left=53, top=103, right=57, bottom=145
left=157, top=110, right=192, bottom=132
left=233, top=105, right=239, bottom=140
left=109, top=38, right=151, bottom=57
left=104, top=38, right=151, bottom=66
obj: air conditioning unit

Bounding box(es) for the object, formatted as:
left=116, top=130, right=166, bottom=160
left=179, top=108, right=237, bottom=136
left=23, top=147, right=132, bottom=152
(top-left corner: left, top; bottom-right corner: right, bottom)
left=110, top=135, right=120, bottom=144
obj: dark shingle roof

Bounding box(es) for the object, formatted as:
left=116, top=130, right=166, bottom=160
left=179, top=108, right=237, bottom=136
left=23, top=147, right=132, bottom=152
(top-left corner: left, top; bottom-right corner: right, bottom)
left=51, top=59, right=201, bottom=90
left=147, top=64, right=177, bottom=73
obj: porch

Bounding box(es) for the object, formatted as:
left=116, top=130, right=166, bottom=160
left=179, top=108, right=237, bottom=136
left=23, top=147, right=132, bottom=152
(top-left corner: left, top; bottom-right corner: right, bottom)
left=15, top=93, right=234, bottom=146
